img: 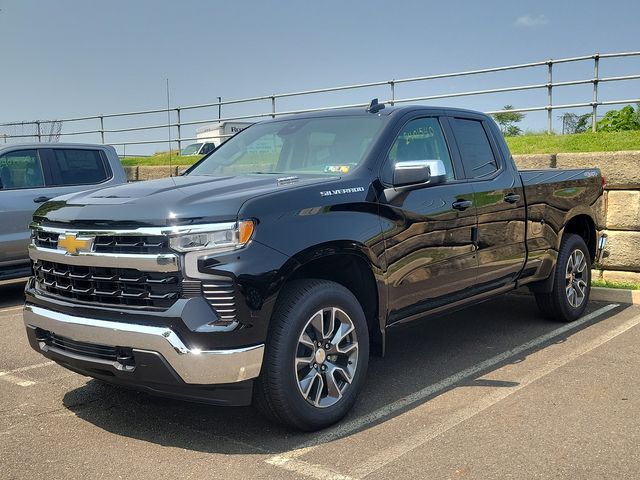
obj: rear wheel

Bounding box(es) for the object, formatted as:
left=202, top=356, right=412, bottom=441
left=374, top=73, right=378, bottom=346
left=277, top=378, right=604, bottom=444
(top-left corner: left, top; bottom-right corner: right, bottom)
left=254, top=279, right=369, bottom=431
left=535, top=234, right=591, bottom=322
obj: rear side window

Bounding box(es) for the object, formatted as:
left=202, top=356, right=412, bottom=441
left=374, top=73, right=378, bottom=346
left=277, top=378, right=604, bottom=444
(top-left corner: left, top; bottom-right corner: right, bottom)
left=0, top=149, right=45, bottom=189
left=49, top=149, right=109, bottom=186
left=450, top=118, right=498, bottom=178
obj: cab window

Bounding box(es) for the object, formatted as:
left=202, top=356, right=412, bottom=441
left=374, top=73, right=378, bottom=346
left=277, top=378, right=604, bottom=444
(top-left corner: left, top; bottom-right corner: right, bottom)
left=383, top=117, right=454, bottom=183
left=0, top=149, right=45, bottom=189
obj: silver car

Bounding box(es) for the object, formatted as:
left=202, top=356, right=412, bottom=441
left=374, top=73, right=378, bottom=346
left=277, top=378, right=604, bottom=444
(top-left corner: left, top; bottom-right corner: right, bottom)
left=0, top=143, right=127, bottom=281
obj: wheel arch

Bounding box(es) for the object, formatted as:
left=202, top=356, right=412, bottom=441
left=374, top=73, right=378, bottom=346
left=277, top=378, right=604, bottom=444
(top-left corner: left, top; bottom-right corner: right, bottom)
left=560, top=212, right=597, bottom=263
left=529, top=211, right=596, bottom=294
left=277, top=241, right=387, bottom=356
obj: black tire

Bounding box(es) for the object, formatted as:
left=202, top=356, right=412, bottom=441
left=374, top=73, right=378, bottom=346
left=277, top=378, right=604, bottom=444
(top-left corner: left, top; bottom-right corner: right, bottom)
left=253, top=279, right=369, bottom=431
left=535, top=234, right=591, bottom=322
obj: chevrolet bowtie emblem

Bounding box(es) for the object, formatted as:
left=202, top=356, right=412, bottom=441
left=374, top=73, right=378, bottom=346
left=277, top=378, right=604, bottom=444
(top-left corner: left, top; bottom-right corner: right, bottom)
left=57, top=233, right=94, bottom=255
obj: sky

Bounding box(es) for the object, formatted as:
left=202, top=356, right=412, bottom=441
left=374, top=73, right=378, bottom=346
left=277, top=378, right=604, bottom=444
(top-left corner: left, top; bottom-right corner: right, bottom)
left=0, top=0, right=639, bottom=154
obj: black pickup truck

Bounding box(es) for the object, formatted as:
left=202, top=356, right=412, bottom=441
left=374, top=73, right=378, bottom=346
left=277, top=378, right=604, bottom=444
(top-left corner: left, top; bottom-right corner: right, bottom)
left=23, top=102, right=606, bottom=430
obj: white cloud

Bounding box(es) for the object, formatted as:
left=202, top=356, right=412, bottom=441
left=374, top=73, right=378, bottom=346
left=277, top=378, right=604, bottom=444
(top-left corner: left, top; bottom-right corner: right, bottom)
left=514, top=14, right=550, bottom=28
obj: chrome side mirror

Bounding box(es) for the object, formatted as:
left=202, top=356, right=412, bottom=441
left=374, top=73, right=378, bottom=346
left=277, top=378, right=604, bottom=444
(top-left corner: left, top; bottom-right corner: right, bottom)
left=393, top=159, right=447, bottom=189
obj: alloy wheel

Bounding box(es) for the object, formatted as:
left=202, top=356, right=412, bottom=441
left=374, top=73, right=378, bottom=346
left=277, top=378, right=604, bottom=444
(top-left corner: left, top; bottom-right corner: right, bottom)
left=294, top=307, right=359, bottom=408
left=565, top=248, right=588, bottom=308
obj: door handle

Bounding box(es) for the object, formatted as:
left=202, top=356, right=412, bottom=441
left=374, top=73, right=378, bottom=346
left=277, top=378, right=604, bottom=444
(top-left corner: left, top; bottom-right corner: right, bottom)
left=33, top=196, right=52, bottom=203
left=503, top=193, right=521, bottom=204
left=452, top=199, right=473, bottom=211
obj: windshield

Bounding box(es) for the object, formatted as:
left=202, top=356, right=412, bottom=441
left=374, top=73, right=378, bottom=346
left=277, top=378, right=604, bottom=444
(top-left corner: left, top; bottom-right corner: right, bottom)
left=181, top=143, right=203, bottom=155
left=187, top=116, right=385, bottom=176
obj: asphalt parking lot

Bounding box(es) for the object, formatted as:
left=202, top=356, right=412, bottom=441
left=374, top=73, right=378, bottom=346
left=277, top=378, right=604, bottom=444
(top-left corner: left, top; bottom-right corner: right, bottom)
left=1, top=282, right=639, bottom=480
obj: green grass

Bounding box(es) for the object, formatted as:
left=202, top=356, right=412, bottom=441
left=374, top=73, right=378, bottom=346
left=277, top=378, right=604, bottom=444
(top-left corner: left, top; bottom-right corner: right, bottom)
left=120, top=152, right=202, bottom=167
left=119, top=130, right=640, bottom=166
left=592, top=279, right=640, bottom=290
left=506, top=130, right=640, bottom=155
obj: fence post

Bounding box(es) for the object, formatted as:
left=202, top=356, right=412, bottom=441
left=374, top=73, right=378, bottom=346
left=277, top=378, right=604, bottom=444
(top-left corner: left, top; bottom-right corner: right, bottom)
left=271, top=95, right=276, bottom=118
left=592, top=54, right=600, bottom=132
left=36, top=121, right=41, bottom=142
left=389, top=81, right=395, bottom=106
left=547, top=60, right=553, bottom=134
left=176, top=107, right=182, bottom=154
left=99, top=115, right=105, bottom=144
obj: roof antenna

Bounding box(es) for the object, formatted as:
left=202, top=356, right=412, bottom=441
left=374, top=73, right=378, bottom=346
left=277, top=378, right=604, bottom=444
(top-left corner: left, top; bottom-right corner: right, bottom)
left=367, top=98, right=385, bottom=113
left=166, top=78, right=173, bottom=177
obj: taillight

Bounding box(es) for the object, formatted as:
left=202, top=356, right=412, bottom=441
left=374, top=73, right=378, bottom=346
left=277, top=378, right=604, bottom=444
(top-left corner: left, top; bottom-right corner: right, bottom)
left=602, top=176, right=607, bottom=188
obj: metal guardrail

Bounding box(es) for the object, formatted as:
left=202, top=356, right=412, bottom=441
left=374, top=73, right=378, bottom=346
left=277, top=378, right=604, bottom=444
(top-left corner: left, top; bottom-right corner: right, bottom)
left=1, top=51, right=639, bottom=153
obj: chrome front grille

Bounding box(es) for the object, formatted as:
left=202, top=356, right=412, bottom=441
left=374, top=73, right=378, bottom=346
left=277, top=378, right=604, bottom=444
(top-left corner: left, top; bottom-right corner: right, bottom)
left=93, top=235, right=168, bottom=254
left=34, top=231, right=59, bottom=249
left=202, top=281, right=237, bottom=324
left=33, top=260, right=181, bottom=309
left=32, top=230, right=169, bottom=255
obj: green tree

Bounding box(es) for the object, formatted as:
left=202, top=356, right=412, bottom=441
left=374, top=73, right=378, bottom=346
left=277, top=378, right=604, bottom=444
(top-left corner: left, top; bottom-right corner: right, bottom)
left=560, top=113, right=592, bottom=134
left=492, top=105, right=525, bottom=136
left=596, top=104, right=640, bottom=132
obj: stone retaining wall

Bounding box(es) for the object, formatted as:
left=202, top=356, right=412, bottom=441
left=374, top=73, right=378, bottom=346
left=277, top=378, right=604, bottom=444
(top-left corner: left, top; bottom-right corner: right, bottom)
left=129, top=152, right=640, bottom=281
left=514, top=151, right=640, bottom=281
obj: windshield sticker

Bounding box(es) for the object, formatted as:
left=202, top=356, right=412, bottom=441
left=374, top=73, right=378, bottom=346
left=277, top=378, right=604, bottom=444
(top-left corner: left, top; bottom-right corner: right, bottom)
left=320, top=186, right=365, bottom=197
left=324, top=165, right=352, bottom=174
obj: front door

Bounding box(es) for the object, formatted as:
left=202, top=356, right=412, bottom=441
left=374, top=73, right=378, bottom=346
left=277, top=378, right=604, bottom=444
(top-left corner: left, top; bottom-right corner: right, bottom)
left=378, top=116, right=478, bottom=323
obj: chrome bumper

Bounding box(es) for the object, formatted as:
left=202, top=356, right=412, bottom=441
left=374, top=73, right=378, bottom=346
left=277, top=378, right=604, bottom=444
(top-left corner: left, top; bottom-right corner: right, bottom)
left=23, top=304, right=264, bottom=384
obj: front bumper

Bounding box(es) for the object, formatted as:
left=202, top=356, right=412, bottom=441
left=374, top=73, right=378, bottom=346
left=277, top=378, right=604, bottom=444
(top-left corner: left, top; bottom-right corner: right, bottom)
left=24, top=303, right=265, bottom=404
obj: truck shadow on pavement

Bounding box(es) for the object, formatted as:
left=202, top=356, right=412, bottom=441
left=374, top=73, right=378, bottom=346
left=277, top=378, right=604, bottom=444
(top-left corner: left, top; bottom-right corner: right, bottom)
left=62, top=293, right=627, bottom=455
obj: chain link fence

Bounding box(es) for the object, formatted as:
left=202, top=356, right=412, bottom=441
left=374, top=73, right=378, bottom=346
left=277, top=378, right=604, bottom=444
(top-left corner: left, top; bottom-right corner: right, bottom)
left=0, top=120, right=63, bottom=144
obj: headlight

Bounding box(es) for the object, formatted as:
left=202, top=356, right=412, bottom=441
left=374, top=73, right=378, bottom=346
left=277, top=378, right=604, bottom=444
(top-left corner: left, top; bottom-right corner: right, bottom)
left=168, top=220, right=254, bottom=253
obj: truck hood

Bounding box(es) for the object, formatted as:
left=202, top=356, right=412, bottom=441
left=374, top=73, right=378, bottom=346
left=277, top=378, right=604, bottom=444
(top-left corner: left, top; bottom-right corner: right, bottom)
left=35, top=174, right=335, bottom=227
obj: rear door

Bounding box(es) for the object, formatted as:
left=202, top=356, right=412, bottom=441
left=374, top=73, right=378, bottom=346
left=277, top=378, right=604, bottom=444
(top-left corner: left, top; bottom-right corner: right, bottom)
left=378, top=115, right=478, bottom=323
left=0, top=148, right=48, bottom=268
left=446, top=116, right=526, bottom=291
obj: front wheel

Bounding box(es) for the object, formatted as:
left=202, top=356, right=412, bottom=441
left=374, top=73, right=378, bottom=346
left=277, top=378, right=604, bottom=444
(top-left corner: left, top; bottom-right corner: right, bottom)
left=254, top=279, right=369, bottom=431
left=535, top=233, right=591, bottom=322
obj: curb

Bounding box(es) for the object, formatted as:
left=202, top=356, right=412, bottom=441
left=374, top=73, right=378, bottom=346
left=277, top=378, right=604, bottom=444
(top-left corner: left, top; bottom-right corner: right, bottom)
left=590, top=286, right=640, bottom=305
left=512, top=286, right=640, bottom=305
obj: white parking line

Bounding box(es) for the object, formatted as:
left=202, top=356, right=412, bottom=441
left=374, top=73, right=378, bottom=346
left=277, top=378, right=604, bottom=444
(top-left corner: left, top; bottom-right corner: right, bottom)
left=0, top=374, right=36, bottom=387
left=264, top=303, right=620, bottom=479
left=353, top=308, right=640, bottom=477
left=0, top=361, right=55, bottom=387
left=266, top=456, right=356, bottom=480
left=0, top=305, right=23, bottom=314
left=0, top=361, right=55, bottom=376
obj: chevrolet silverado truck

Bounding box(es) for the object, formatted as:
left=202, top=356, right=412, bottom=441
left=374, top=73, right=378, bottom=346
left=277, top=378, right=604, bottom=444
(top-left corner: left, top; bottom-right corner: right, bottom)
left=23, top=102, right=606, bottom=430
